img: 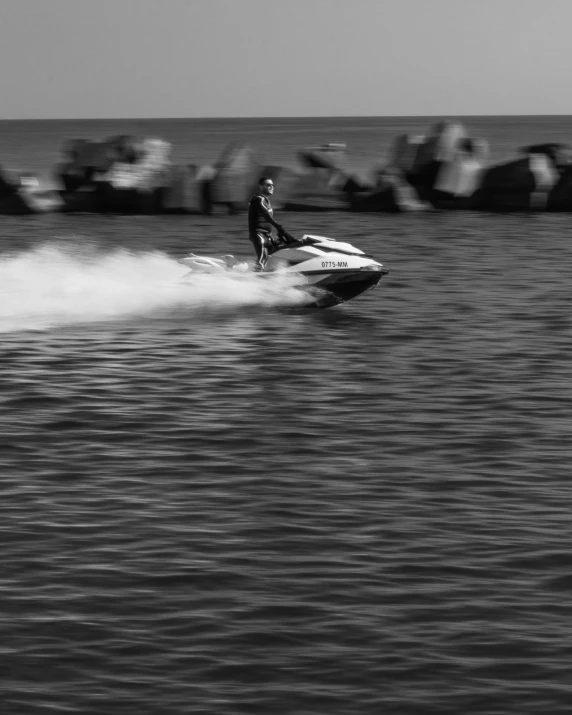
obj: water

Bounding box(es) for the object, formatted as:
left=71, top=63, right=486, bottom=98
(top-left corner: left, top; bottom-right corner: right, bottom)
left=1, top=117, right=572, bottom=714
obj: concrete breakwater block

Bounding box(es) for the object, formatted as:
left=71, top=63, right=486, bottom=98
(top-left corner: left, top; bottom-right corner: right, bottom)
left=397, top=123, right=489, bottom=208
left=433, top=139, right=488, bottom=200
left=546, top=167, right=572, bottom=211
left=281, top=168, right=351, bottom=210
left=56, top=135, right=137, bottom=193
left=57, top=135, right=172, bottom=214
left=202, top=143, right=262, bottom=213
left=297, top=143, right=348, bottom=172
left=478, top=154, right=558, bottom=211
left=0, top=168, right=63, bottom=214
left=161, top=164, right=203, bottom=214
left=278, top=143, right=354, bottom=211
left=350, top=170, right=433, bottom=212
left=517, top=144, right=572, bottom=211
left=519, top=143, right=572, bottom=173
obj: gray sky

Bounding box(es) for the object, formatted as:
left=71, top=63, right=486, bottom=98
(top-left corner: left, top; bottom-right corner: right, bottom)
left=0, top=0, right=570, bottom=119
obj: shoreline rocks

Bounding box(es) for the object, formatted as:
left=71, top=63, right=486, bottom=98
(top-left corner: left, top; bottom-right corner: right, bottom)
left=4, top=125, right=572, bottom=215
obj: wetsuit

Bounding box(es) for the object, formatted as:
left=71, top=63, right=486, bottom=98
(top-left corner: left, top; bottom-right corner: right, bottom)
left=248, top=193, right=282, bottom=268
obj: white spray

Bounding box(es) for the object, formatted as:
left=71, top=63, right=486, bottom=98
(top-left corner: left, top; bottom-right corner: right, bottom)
left=0, top=242, right=313, bottom=333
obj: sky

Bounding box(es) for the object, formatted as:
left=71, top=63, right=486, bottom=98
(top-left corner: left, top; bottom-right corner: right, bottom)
left=0, top=0, right=571, bottom=119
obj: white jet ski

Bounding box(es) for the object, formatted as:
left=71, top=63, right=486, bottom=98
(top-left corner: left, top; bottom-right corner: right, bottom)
left=178, top=233, right=388, bottom=308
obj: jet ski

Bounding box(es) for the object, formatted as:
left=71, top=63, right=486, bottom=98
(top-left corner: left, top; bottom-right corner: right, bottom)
left=178, top=232, right=388, bottom=308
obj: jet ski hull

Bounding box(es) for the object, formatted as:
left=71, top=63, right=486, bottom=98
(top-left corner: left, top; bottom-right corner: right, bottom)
left=304, top=267, right=388, bottom=305
left=178, top=233, right=389, bottom=308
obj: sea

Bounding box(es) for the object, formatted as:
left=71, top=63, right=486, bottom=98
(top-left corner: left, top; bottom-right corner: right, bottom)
left=1, top=116, right=572, bottom=715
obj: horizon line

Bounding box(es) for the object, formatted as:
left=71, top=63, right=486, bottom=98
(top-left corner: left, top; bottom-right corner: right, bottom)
left=2, top=113, right=572, bottom=122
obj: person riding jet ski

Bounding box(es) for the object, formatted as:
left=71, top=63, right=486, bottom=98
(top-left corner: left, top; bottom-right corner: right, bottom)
left=179, top=177, right=388, bottom=306
left=248, top=176, right=295, bottom=270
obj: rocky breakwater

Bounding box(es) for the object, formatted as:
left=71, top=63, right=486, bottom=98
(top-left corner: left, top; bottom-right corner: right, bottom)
left=57, top=137, right=278, bottom=215
left=346, top=122, right=572, bottom=213
left=57, top=135, right=178, bottom=214
left=0, top=167, right=63, bottom=214
left=197, top=142, right=352, bottom=214
left=5, top=123, right=572, bottom=216
left=476, top=142, right=572, bottom=211
left=346, top=122, right=489, bottom=212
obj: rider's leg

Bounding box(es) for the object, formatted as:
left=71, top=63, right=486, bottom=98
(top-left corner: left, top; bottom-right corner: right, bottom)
left=250, top=231, right=269, bottom=270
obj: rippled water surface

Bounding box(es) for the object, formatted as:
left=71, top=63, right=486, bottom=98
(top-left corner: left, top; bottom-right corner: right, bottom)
left=2, top=117, right=572, bottom=714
